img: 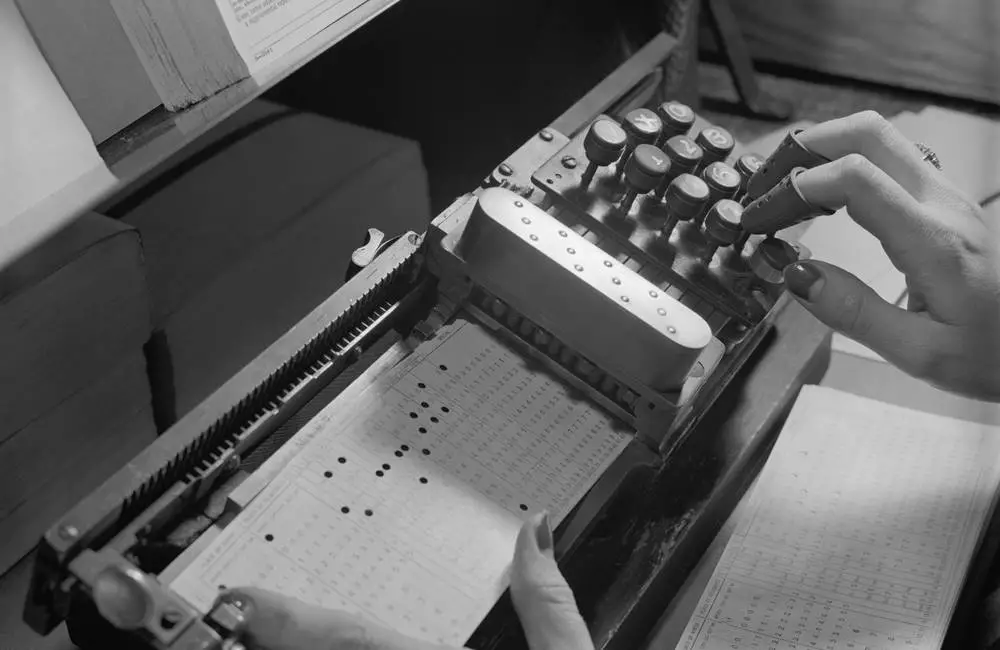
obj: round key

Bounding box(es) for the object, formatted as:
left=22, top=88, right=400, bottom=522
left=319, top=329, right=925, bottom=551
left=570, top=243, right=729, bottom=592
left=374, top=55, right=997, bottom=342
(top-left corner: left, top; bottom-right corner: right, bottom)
left=618, top=144, right=671, bottom=217
left=662, top=135, right=704, bottom=175
left=735, top=153, right=765, bottom=198
left=655, top=101, right=695, bottom=140
left=625, top=144, right=671, bottom=193
left=622, top=108, right=663, bottom=147
left=749, top=236, right=798, bottom=285
left=704, top=200, right=744, bottom=246
left=584, top=118, right=628, bottom=166
left=702, top=162, right=742, bottom=203
left=696, top=126, right=735, bottom=165
left=735, top=153, right=765, bottom=181
left=664, top=174, right=710, bottom=222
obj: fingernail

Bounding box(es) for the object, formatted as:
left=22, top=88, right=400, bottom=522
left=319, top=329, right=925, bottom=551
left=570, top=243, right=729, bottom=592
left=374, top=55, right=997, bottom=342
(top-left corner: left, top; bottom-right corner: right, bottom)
left=535, top=512, right=553, bottom=552
left=783, top=261, right=824, bottom=302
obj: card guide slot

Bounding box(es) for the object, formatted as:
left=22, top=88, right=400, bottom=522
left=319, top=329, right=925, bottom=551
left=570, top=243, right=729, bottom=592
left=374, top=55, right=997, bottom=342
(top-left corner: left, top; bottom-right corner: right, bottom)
left=115, top=253, right=417, bottom=530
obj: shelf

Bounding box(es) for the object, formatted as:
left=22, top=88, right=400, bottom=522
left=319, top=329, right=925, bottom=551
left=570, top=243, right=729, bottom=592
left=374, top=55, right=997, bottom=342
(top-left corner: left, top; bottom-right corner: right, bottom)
left=0, top=0, right=399, bottom=272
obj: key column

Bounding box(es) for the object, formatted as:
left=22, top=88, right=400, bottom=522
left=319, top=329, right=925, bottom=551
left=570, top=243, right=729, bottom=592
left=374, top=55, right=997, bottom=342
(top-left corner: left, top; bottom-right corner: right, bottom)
left=618, top=144, right=670, bottom=217
left=654, top=101, right=696, bottom=146
left=580, top=118, right=628, bottom=190
left=660, top=173, right=711, bottom=242
left=617, top=108, right=663, bottom=181
left=695, top=125, right=735, bottom=169
left=654, top=135, right=704, bottom=199
left=702, top=200, right=744, bottom=262
left=698, top=162, right=742, bottom=227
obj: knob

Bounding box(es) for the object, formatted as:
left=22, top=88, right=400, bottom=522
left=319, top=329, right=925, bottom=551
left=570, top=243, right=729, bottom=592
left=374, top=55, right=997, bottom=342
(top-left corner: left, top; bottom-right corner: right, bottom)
left=749, top=236, right=798, bottom=286
left=654, top=135, right=704, bottom=198
left=616, top=108, right=663, bottom=179
left=345, top=228, right=401, bottom=281
left=580, top=118, right=628, bottom=189
left=654, top=101, right=695, bottom=144
left=735, top=153, right=765, bottom=199
left=660, top=173, right=710, bottom=240
left=93, top=566, right=157, bottom=630
left=623, top=108, right=663, bottom=146
left=695, top=126, right=735, bottom=167
left=618, top=144, right=670, bottom=216
left=702, top=199, right=744, bottom=261
left=698, top=162, right=742, bottom=226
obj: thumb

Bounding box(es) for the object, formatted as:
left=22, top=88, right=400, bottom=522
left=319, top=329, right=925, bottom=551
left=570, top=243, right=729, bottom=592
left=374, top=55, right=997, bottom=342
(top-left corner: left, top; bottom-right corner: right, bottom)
left=510, top=513, right=594, bottom=650
left=221, top=587, right=454, bottom=650
left=782, top=260, right=949, bottom=377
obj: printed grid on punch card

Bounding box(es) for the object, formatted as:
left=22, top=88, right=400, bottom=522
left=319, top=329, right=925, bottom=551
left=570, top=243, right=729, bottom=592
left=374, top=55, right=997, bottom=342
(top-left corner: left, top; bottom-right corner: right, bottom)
left=678, top=386, right=1000, bottom=650
left=171, top=321, right=632, bottom=644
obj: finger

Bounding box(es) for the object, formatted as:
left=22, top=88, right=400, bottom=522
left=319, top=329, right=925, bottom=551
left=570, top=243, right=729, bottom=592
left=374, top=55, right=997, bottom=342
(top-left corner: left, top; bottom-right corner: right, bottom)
left=794, top=154, right=934, bottom=249
left=510, top=513, right=594, bottom=650
left=746, top=154, right=939, bottom=277
left=798, top=111, right=944, bottom=202
left=783, top=260, right=952, bottom=380
left=743, top=153, right=934, bottom=258
left=226, top=588, right=455, bottom=650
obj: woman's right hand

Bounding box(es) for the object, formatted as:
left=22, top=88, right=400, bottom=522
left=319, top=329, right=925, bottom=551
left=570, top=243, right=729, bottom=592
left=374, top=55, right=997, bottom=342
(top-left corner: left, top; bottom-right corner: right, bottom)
left=743, top=111, right=1000, bottom=401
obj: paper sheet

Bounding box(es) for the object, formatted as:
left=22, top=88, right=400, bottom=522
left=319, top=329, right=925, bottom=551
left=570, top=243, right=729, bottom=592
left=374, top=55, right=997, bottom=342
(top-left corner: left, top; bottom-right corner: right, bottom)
left=678, top=385, right=1000, bottom=650
left=172, top=320, right=631, bottom=644
left=215, top=0, right=371, bottom=69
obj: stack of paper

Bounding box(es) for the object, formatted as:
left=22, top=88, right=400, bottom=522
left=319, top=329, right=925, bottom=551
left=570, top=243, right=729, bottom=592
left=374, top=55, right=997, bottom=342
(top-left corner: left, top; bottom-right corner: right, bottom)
left=678, top=386, right=1000, bottom=650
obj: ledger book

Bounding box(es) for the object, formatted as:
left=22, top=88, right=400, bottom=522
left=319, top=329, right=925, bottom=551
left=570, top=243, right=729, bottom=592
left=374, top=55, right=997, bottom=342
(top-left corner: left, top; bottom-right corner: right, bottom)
left=111, top=0, right=381, bottom=110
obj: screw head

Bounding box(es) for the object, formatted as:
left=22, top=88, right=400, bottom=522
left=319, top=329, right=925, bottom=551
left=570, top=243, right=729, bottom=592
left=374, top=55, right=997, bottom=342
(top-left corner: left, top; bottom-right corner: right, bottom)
left=514, top=200, right=524, bottom=208
left=498, top=163, right=514, bottom=176
left=539, top=130, right=554, bottom=142
left=59, top=524, right=79, bottom=541
left=561, top=156, right=578, bottom=169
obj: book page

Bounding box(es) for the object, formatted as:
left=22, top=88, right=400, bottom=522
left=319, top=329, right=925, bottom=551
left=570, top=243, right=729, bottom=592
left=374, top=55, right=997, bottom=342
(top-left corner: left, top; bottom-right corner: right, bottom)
left=171, top=320, right=632, bottom=644
left=678, top=386, right=1000, bottom=650
left=214, top=0, right=372, bottom=69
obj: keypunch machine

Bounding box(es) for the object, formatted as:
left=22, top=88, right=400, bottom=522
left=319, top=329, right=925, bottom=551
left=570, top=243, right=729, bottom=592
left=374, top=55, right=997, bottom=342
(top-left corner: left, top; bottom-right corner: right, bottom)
left=22, top=37, right=832, bottom=650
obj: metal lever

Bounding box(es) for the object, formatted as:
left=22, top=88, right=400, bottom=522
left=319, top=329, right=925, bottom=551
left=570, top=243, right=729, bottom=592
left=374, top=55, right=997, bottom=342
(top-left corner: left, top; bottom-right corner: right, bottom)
left=346, top=228, right=401, bottom=281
